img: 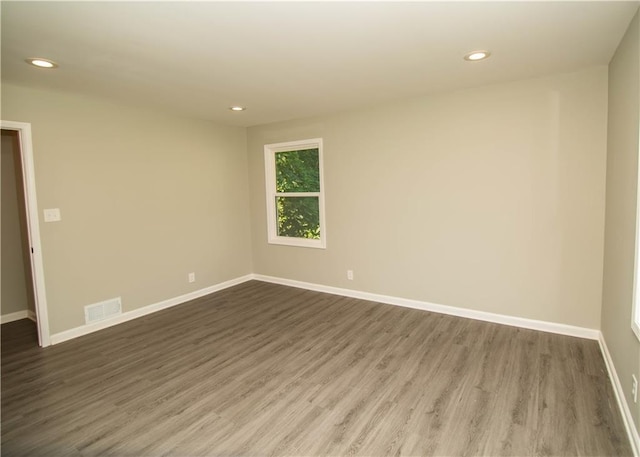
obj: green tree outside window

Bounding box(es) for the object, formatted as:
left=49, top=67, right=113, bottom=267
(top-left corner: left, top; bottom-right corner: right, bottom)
left=275, top=149, right=320, bottom=239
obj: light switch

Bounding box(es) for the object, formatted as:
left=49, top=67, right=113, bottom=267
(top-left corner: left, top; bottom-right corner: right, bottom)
left=43, top=208, right=61, bottom=222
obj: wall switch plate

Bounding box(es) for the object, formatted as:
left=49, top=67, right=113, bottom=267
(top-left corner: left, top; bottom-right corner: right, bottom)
left=347, top=270, right=354, bottom=280
left=188, top=272, right=195, bottom=283
left=43, top=208, right=61, bottom=222
left=633, top=375, right=638, bottom=403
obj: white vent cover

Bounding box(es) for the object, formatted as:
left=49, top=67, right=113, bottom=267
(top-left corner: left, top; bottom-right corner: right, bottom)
left=84, top=297, right=122, bottom=324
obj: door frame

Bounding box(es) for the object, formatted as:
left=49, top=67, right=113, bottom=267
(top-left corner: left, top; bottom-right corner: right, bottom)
left=1, top=120, right=50, bottom=347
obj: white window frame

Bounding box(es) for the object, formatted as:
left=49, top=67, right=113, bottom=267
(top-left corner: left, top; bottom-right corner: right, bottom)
left=633, top=137, right=640, bottom=341
left=633, top=243, right=640, bottom=341
left=264, top=138, right=326, bottom=249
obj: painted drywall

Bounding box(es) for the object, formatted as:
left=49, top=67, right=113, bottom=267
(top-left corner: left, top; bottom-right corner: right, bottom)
left=601, top=9, right=640, bottom=435
left=1, top=130, right=33, bottom=316
left=1, top=83, right=252, bottom=334
left=248, top=66, right=608, bottom=330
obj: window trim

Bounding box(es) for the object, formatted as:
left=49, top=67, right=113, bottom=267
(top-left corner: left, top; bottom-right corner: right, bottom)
left=633, top=70, right=640, bottom=342
left=634, top=141, right=640, bottom=341
left=633, top=240, right=640, bottom=341
left=264, top=138, right=326, bottom=249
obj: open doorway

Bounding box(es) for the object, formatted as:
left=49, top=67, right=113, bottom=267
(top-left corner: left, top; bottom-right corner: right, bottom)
left=2, top=130, right=36, bottom=325
left=1, top=121, right=50, bottom=347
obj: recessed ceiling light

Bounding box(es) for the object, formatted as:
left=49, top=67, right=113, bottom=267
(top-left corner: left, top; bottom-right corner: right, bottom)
left=229, top=106, right=246, bottom=112
left=25, top=58, right=58, bottom=69
left=464, top=51, right=491, bottom=62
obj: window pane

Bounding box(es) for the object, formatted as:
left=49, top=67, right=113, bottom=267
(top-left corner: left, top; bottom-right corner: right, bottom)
left=275, top=149, right=320, bottom=192
left=276, top=196, right=320, bottom=239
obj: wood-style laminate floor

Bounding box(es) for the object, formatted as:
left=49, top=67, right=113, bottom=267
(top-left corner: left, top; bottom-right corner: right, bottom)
left=1, top=281, right=632, bottom=456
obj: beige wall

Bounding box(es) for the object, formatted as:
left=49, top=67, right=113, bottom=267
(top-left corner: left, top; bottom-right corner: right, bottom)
left=1, top=83, right=252, bottom=334
left=248, top=66, right=608, bottom=329
left=602, top=9, right=640, bottom=435
left=1, top=130, right=33, bottom=316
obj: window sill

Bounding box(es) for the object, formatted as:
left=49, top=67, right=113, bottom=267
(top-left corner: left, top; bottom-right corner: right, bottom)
left=268, top=237, right=326, bottom=249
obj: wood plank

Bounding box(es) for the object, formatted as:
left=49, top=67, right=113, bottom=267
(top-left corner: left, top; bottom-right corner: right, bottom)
left=1, top=281, right=633, bottom=456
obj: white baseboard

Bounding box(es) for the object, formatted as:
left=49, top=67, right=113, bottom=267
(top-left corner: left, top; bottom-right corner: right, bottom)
left=1, top=310, right=30, bottom=324
left=50, top=275, right=254, bottom=345
left=28, top=310, right=37, bottom=322
left=48, top=273, right=599, bottom=345
left=598, top=333, right=640, bottom=456
left=253, top=274, right=600, bottom=340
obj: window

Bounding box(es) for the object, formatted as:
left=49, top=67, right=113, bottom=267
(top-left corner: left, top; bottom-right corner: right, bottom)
left=634, top=136, right=640, bottom=341
left=634, top=293, right=640, bottom=341
left=264, top=138, right=326, bottom=248
left=634, top=168, right=640, bottom=341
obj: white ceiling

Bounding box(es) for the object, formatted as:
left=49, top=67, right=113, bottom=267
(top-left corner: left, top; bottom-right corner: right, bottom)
left=2, top=1, right=638, bottom=127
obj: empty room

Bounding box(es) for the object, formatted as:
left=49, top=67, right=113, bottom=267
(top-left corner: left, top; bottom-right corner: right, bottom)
left=1, top=1, right=640, bottom=456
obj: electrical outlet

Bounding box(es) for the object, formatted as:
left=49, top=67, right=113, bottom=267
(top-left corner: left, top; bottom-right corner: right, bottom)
left=633, top=375, right=638, bottom=403
left=347, top=270, right=354, bottom=280
left=188, top=272, right=195, bottom=283
left=43, top=208, right=61, bottom=222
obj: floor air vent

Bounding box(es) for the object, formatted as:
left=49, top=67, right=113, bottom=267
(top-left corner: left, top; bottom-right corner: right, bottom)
left=84, top=297, right=122, bottom=324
